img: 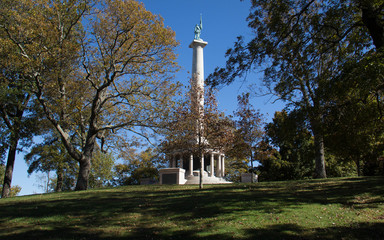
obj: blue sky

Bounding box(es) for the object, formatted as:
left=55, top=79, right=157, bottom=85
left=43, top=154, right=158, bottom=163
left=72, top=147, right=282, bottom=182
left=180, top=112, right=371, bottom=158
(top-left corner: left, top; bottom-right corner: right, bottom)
left=12, top=0, right=286, bottom=196
left=139, top=0, right=285, bottom=116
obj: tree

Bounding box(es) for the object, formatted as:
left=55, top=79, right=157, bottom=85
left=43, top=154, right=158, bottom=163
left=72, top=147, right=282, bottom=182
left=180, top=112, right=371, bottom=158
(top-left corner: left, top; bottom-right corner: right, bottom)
left=1, top=0, right=180, bottom=190
left=0, top=164, right=21, bottom=197
left=207, top=0, right=381, bottom=178
left=263, top=110, right=315, bottom=180
left=358, top=0, right=384, bottom=50
left=0, top=57, right=38, bottom=198
left=88, top=150, right=115, bottom=189
left=0, top=26, right=30, bottom=197
left=232, top=93, right=264, bottom=181
left=161, top=81, right=235, bottom=189
left=263, top=110, right=358, bottom=180
left=25, top=134, right=78, bottom=192
left=323, top=59, right=384, bottom=176
left=224, top=157, right=249, bottom=182
left=0, top=0, right=86, bottom=196
left=26, top=132, right=115, bottom=191
left=114, top=147, right=165, bottom=185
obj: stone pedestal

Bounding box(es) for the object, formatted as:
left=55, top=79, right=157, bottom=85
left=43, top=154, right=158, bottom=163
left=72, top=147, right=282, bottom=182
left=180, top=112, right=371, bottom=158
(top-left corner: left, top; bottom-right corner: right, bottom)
left=241, top=173, right=258, bottom=183
left=159, top=168, right=187, bottom=185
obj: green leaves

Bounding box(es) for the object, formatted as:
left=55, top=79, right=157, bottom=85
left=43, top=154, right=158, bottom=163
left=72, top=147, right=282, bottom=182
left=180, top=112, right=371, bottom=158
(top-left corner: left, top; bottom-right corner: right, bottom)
left=113, top=147, right=163, bottom=185
left=207, top=0, right=384, bottom=179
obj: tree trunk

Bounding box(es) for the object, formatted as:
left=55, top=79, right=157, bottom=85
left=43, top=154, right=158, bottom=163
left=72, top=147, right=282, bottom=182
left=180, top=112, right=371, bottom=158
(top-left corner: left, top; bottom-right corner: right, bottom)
left=1, top=139, right=18, bottom=198
left=75, top=156, right=91, bottom=191
left=56, top=166, right=64, bottom=192
left=309, top=112, right=327, bottom=179
left=74, top=129, right=97, bottom=191
left=356, top=159, right=361, bottom=177
left=313, top=130, right=327, bottom=178
left=360, top=2, right=384, bottom=49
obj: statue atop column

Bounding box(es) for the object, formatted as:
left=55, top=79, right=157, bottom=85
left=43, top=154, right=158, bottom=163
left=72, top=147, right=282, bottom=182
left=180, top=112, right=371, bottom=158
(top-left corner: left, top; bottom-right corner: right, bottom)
left=194, top=14, right=203, bottom=40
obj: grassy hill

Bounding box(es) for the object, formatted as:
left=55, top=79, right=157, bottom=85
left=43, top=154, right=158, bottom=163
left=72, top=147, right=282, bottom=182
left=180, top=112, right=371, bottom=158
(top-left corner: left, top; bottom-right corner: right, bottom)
left=1, top=177, right=384, bottom=240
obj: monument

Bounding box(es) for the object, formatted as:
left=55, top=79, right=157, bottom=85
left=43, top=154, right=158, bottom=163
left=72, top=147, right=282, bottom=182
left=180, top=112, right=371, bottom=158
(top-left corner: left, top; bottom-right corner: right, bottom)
left=159, top=16, right=230, bottom=185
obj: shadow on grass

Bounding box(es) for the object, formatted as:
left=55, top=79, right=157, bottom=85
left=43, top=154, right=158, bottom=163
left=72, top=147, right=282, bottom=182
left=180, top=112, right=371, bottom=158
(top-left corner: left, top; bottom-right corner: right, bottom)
left=243, top=222, right=384, bottom=240
left=3, top=222, right=384, bottom=240
left=1, top=177, right=383, bottom=239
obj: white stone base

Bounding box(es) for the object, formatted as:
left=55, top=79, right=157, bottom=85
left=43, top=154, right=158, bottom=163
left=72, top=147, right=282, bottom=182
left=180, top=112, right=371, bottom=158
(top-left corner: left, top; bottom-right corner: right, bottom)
left=159, top=168, right=187, bottom=185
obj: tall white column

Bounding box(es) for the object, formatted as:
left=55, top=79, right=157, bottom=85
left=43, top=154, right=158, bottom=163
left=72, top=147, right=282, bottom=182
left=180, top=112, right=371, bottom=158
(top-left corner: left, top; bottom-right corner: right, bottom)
left=189, top=39, right=208, bottom=102
left=221, top=155, right=225, bottom=177
left=210, top=153, right=214, bottom=177
left=217, top=155, right=222, bottom=177
left=189, top=39, right=208, bottom=143
left=189, top=154, right=194, bottom=176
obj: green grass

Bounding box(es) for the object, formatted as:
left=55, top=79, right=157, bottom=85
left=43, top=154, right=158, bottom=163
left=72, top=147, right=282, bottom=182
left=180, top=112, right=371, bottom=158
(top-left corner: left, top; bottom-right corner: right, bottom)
left=1, top=177, right=384, bottom=239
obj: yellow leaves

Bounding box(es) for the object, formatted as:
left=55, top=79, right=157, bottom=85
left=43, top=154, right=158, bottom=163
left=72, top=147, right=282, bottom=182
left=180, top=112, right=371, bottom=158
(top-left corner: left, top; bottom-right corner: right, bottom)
left=0, top=0, right=84, bottom=79
left=2, top=0, right=180, bottom=144
left=91, top=0, right=178, bottom=75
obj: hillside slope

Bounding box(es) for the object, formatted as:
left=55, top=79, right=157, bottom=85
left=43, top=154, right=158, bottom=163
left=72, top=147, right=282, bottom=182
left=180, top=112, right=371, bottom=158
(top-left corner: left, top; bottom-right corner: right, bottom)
left=1, top=177, right=384, bottom=239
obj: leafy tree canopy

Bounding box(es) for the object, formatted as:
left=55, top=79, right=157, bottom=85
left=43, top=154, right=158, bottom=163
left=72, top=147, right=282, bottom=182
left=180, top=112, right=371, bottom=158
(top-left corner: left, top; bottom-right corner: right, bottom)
left=1, top=0, right=180, bottom=190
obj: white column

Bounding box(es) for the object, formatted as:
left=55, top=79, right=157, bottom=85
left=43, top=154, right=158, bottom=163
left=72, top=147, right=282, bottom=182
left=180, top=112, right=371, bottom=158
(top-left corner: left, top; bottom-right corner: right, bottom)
left=221, top=155, right=225, bottom=177
left=210, top=153, right=214, bottom=177
left=217, top=155, right=221, bottom=177
left=189, top=39, right=208, bottom=99
left=180, top=154, right=184, bottom=169
left=189, top=40, right=208, bottom=141
left=189, top=154, right=193, bottom=176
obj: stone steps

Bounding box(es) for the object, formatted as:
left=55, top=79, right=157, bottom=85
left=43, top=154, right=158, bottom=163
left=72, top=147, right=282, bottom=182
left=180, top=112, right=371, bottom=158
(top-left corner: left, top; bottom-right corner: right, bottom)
left=184, top=174, right=231, bottom=185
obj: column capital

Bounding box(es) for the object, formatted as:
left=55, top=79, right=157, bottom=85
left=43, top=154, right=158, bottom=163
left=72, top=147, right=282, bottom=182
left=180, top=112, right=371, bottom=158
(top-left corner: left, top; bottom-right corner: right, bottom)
left=189, top=39, right=208, bottom=48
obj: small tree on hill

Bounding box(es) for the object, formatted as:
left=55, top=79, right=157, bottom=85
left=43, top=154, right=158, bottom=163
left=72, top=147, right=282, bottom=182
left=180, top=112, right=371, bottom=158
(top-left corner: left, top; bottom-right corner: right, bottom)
left=25, top=135, right=77, bottom=192
left=161, top=80, right=235, bottom=189
left=114, top=147, right=165, bottom=185
left=232, top=93, right=264, bottom=182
